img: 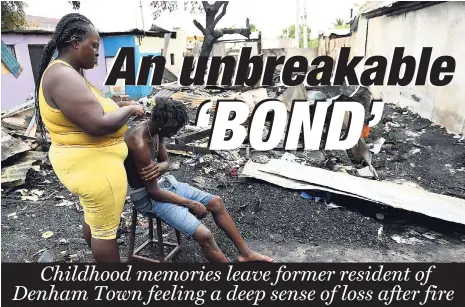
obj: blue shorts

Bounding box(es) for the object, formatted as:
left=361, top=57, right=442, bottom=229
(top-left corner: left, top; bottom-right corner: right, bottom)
left=129, top=175, right=213, bottom=238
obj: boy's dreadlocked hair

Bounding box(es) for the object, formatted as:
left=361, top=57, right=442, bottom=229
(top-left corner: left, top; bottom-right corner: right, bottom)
left=34, top=13, right=93, bottom=145
left=151, top=98, right=189, bottom=132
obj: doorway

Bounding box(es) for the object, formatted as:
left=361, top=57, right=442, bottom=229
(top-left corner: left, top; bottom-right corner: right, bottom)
left=28, top=45, right=45, bottom=82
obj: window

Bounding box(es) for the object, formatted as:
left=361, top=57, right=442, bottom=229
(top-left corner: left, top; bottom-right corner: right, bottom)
left=170, top=53, right=175, bottom=65
left=6, top=45, right=16, bottom=58
left=1, top=42, right=22, bottom=77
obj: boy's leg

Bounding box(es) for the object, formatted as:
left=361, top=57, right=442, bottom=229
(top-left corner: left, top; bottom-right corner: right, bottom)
left=143, top=180, right=229, bottom=263
left=192, top=224, right=229, bottom=263
left=177, top=182, right=273, bottom=263
left=152, top=202, right=229, bottom=263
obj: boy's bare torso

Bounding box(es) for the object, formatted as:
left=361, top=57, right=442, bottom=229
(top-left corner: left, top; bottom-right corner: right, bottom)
left=124, top=124, right=159, bottom=189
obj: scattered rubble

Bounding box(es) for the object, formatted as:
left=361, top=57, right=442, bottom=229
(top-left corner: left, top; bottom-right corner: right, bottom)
left=37, top=250, right=55, bottom=263
left=42, top=231, right=54, bottom=239
left=1, top=77, right=465, bottom=263
left=369, top=137, right=386, bottom=155
left=1, top=130, right=31, bottom=161
left=357, top=166, right=376, bottom=178
left=391, top=235, right=425, bottom=245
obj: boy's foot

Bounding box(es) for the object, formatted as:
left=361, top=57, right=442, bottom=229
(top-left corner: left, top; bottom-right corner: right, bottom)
left=238, top=250, right=274, bottom=263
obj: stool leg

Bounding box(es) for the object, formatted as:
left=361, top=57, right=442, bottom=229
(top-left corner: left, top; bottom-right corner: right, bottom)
left=156, top=218, right=165, bottom=262
left=148, top=218, right=154, bottom=241
left=128, top=207, right=137, bottom=263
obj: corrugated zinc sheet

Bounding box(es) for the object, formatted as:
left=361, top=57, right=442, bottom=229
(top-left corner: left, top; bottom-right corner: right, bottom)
left=170, top=92, right=210, bottom=107
left=153, top=89, right=175, bottom=98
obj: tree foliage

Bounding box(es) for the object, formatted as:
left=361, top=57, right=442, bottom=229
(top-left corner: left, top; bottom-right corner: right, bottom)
left=150, top=1, right=204, bottom=19
left=333, top=18, right=349, bottom=29
left=280, top=24, right=311, bottom=39
left=250, top=23, right=259, bottom=32
left=279, top=24, right=318, bottom=48
left=1, top=1, right=28, bottom=30
left=69, top=1, right=81, bottom=10
left=333, top=18, right=345, bottom=26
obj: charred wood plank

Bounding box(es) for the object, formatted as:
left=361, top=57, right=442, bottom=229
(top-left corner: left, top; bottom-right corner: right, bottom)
left=165, top=143, right=211, bottom=154
left=175, top=128, right=212, bottom=145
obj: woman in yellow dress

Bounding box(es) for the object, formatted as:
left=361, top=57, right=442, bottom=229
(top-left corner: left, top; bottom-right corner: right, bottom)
left=35, top=13, right=154, bottom=262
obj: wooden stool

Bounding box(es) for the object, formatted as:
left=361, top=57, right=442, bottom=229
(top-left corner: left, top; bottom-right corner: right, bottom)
left=127, top=207, right=182, bottom=263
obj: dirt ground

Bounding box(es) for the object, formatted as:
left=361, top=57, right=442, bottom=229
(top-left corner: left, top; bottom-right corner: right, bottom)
left=1, top=103, right=465, bottom=263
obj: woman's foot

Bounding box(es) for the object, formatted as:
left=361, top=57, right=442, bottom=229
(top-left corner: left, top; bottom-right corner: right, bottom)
left=238, top=250, right=274, bottom=263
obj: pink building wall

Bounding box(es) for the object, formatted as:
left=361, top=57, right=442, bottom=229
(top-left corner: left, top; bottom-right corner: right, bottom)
left=1, top=33, right=108, bottom=111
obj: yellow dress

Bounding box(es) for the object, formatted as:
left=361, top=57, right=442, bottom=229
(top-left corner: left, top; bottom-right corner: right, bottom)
left=39, top=59, right=128, bottom=240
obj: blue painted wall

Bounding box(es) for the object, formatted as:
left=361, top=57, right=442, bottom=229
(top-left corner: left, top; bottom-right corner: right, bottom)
left=102, top=35, right=160, bottom=99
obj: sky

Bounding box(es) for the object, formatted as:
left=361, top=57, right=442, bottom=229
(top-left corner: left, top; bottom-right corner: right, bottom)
left=24, top=0, right=359, bottom=39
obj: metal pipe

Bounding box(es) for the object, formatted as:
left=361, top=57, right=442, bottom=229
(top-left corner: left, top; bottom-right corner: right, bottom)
left=295, top=0, right=300, bottom=48
left=140, top=1, right=145, bottom=34
left=303, top=0, right=308, bottom=48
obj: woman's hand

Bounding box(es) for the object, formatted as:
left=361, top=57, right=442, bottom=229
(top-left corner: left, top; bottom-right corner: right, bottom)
left=117, top=100, right=138, bottom=107
left=130, top=104, right=145, bottom=116
left=140, top=161, right=160, bottom=181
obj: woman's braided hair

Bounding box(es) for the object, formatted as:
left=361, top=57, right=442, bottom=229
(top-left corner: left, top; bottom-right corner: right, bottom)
left=34, top=13, right=93, bottom=145
left=151, top=98, right=189, bottom=132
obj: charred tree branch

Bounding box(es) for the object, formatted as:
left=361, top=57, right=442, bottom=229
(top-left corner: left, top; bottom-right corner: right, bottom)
left=220, top=27, right=251, bottom=38
left=211, top=2, right=228, bottom=30
left=202, top=1, right=211, bottom=11
left=193, top=19, right=206, bottom=34
left=195, top=2, right=252, bottom=56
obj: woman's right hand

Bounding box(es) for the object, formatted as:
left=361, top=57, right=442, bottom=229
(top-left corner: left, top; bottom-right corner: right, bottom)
left=130, top=104, right=145, bottom=116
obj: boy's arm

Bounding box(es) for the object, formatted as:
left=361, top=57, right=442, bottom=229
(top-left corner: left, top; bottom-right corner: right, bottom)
left=128, top=139, right=196, bottom=209
left=140, top=137, right=169, bottom=180
left=156, top=138, right=169, bottom=175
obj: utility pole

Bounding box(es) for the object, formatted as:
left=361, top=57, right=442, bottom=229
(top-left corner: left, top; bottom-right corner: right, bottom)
left=295, top=0, right=300, bottom=48
left=302, top=0, right=308, bottom=48
left=140, top=1, right=145, bottom=33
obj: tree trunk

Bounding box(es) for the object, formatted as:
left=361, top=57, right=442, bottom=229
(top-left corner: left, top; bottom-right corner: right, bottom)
left=193, top=1, right=251, bottom=57
left=200, top=33, right=219, bottom=57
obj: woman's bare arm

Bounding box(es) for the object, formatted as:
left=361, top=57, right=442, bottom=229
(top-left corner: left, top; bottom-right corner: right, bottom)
left=45, top=65, right=142, bottom=137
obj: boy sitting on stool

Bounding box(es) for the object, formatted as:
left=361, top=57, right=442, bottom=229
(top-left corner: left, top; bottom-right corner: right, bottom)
left=124, top=98, right=273, bottom=263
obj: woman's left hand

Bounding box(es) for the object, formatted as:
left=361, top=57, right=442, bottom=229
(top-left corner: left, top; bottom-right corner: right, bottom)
left=117, top=100, right=139, bottom=107
left=141, top=161, right=160, bottom=181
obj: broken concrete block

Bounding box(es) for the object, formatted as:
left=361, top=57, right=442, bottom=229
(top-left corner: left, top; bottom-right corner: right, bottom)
left=1, top=131, right=31, bottom=161
left=17, top=151, right=47, bottom=164
left=369, top=137, right=385, bottom=155
left=38, top=250, right=55, bottom=263
left=1, top=107, right=34, bottom=130
left=357, top=166, right=375, bottom=178
left=1, top=160, right=38, bottom=188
